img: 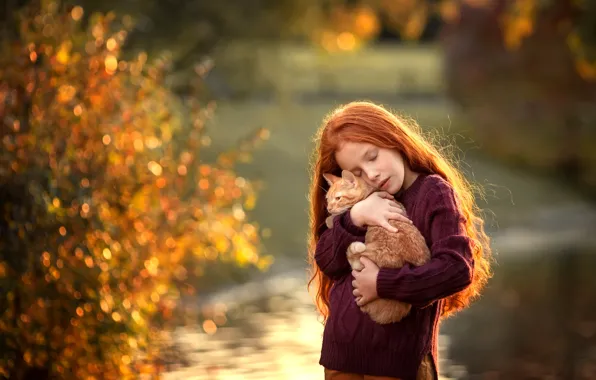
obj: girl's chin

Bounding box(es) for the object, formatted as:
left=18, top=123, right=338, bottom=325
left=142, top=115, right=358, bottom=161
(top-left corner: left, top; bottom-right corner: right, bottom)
left=384, top=178, right=396, bottom=193
left=387, top=179, right=403, bottom=195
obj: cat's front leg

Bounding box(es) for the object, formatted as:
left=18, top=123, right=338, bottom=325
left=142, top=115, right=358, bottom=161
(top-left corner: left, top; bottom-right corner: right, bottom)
left=347, top=242, right=366, bottom=271
left=325, top=215, right=335, bottom=229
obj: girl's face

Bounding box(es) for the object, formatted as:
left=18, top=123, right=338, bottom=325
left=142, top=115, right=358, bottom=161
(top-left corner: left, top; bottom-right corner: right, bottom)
left=334, top=141, right=412, bottom=195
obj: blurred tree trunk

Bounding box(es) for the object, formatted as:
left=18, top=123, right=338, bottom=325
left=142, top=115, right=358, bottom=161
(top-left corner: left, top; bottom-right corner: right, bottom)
left=441, top=1, right=596, bottom=197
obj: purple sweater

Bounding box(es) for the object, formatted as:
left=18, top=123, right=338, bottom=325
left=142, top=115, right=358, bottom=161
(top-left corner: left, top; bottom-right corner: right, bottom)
left=315, top=174, right=474, bottom=380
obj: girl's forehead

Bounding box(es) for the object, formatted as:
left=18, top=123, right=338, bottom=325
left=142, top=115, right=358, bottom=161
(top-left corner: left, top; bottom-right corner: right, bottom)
left=335, top=141, right=375, bottom=169
left=336, top=141, right=373, bottom=154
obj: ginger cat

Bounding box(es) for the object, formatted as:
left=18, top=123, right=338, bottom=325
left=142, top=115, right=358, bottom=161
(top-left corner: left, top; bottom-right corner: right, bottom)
left=323, top=170, right=431, bottom=324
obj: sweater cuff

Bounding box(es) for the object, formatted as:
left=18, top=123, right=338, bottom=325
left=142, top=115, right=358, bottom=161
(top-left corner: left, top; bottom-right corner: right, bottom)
left=376, top=267, right=401, bottom=300
left=338, top=210, right=367, bottom=236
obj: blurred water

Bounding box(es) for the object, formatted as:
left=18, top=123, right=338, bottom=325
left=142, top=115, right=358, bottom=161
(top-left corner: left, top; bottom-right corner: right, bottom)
left=443, top=248, right=596, bottom=379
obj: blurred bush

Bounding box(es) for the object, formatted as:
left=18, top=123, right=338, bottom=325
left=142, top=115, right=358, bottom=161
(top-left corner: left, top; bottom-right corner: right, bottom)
left=0, top=2, right=269, bottom=378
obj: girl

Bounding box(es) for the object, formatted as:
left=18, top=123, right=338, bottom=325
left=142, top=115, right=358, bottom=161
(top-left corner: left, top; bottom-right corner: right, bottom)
left=307, top=101, right=492, bottom=380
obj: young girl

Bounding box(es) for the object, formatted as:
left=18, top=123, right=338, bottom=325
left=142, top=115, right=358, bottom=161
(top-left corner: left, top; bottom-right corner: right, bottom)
left=307, top=101, right=492, bottom=380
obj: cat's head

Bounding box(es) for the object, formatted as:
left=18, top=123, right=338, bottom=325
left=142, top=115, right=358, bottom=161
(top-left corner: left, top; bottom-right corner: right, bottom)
left=323, top=170, right=373, bottom=214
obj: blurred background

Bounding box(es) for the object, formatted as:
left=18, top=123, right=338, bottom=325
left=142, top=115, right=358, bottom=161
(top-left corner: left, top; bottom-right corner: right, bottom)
left=1, top=0, right=596, bottom=379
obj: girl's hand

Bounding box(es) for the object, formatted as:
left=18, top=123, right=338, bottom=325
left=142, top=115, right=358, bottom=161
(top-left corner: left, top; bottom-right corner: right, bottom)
left=350, top=191, right=411, bottom=232
left=352, top=257, right=380, bottom=307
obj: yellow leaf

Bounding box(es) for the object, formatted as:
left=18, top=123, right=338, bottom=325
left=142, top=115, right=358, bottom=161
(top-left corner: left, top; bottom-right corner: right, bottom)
left=57, top=85, right=76, bottom=103
left=56, top=42, right=71, bottom=64
left=215, top=237, right=229, bottom=253
left=237, top=246, right=258, bottom=266
left=576, top=58, right=596, bottom=80
left=108, top=151, right=122, bottom=165
left=257, top=255, right=274, bottom=271
left=244, top=193, right=256, bottom=210
left=24, top=350, right=32, bottom=364
left=105, top=55, right=118, bottom=75
left=439, top=0, right=460, bottom=23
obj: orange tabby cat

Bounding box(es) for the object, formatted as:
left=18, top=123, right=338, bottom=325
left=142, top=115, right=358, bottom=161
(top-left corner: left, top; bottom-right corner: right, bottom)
left=323, top=170, right=431, bottom=324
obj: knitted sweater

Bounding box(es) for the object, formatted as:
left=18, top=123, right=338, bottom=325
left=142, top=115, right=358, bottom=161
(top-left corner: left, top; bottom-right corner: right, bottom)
left=315, top=174, right=474, bottom=380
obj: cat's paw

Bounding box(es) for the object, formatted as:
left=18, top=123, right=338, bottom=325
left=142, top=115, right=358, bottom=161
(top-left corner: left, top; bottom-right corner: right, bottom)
left=349, top=259, right=364, bottom=271
left=347, top=242, right=366, bottom=271
left=348, top=242, right=366, bottom=254
left=325, top=215, right=335, bottom=229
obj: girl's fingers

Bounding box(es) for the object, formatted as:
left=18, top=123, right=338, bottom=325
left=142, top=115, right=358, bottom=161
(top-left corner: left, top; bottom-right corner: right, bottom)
left=377, top=191, right=394, bottom=200
left=388, top=201, right=403, bottom=210
left=382, top=222, right=398, bottom=233
left=387, top=212, right=412, bottom=224
left=352, top=289, right=361, bottom=297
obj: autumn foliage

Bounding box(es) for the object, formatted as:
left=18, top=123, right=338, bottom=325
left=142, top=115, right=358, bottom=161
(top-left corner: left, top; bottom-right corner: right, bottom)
left=0, top=3, right=269, bottom=379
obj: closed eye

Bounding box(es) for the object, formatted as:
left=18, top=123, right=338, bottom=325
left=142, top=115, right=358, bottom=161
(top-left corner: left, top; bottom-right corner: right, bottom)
left=335, top=196, right=341, bottom=201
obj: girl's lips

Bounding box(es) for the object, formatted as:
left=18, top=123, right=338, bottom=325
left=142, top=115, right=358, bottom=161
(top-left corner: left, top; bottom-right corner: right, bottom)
left=379, top=178, right=389, bottom=190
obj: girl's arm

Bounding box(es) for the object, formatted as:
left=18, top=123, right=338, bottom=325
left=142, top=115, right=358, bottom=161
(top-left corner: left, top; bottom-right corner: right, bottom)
left=375, top=183, right=474, bottom=308
left=315, top=210, right=367, bottom=280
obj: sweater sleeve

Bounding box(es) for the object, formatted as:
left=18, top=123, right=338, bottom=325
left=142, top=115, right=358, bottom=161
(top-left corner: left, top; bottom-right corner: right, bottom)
left=376, top=182, right=474, bottom=307
left=314, top=210, right=367, bottom=280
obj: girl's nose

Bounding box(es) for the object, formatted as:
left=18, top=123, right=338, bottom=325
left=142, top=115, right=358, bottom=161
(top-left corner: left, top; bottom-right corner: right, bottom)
left=367, top=171, right=379, bottom=181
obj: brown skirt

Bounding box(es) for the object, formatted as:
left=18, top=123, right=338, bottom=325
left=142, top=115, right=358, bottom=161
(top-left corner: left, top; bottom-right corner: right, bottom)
left=323, top=354, right=435, bottom=380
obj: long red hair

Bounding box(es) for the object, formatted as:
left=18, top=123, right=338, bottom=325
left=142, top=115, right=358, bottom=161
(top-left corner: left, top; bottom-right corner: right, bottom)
left=307, top=101, right=493, bottom=320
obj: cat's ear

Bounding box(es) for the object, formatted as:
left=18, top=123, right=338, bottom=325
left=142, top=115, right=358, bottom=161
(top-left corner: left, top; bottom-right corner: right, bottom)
left=322, top=173, right=340, bottom=187
left=341, top=170, right=357, bottom=186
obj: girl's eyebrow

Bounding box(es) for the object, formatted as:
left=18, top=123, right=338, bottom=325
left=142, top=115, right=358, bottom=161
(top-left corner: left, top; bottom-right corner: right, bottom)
left=360, top=148, right=374, bottom=161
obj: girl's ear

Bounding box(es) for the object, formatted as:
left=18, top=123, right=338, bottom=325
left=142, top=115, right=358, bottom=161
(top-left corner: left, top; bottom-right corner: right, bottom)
left=341, top=170, right=356, bottom=186
left=322, top=173, right=340, bottom=187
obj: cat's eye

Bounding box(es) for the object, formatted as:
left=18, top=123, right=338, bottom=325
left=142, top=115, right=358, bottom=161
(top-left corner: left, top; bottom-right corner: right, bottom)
left=335, top=196, right=341, bottom=201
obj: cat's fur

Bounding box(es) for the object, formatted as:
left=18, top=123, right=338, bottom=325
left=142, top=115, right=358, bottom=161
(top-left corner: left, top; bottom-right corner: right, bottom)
left=323, top=170, right=431, bottom=324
